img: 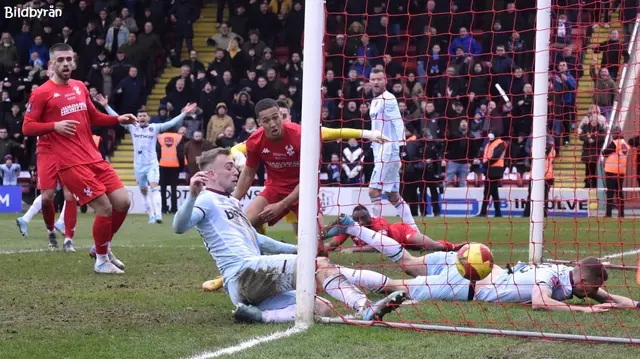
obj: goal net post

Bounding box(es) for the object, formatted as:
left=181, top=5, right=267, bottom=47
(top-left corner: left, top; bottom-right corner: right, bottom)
left=294, top=0, right=640, bottom=344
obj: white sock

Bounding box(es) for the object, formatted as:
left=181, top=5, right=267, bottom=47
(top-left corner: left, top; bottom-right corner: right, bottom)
left=393, top=197, right=417, bottom=230
left=151, top=188, right=162, bottom=218
left=322, top=273, right=368, bottom=311
left=57, top=200, right=66, bottom=224
left=23, top=195, right=42, bottom=223
left=337, top=265, right=389, bottom=293
left=142, top=191, right=152, bottom=218
left=96, top=254, right=109, bottom=263
left=346, top=224, right=407, bottom=263
left=370, top=196, right=383, bottom=218
left=64, top=238, right=72, bottom=244
left=261, top=304, right=296, bottom=323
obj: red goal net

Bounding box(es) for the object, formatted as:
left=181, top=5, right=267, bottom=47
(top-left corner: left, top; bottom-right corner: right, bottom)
left=316, top=0, right=640, bottom=343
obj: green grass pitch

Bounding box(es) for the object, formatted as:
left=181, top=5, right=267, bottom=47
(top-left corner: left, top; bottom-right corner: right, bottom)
left=1, top=213, right=640, bottom=359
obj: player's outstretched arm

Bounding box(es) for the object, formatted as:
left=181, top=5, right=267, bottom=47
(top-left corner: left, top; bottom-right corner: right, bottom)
left=531, top=286, right=609, bottom=312
left=158, top=103, right=197, bottom=133
left=320, top=127, right=389, bottom=143
left=255, top=233, right=297, bottom=254
left=590, top=289, right=639, bottom=309
left=173, top=172, right=207, bottom=233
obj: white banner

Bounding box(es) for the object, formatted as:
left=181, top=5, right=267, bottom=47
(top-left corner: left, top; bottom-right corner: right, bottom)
left=125, top=186, right=591, bottom=218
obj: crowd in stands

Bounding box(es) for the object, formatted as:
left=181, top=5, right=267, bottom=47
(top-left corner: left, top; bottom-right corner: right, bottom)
left=0, top=0, right=637, bottom=212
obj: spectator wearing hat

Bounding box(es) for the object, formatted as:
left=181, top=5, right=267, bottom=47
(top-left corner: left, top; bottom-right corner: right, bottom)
left=206, top=103, right=234, bottom=143
left=151, top=104, right=170, bottom=125
left=0, top=154, right=20, bottom=186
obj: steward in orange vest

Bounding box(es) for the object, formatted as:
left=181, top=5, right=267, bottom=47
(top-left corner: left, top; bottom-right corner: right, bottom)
left=479, top=134, right=506, bottom=217
left=602, top=128, right=629, bottom=217
left=157, top=132, right=186, bottom=213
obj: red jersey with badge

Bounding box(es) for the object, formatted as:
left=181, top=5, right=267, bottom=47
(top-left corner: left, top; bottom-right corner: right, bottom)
left=245, top=121, right=302, bottom=191
left=22, top=79, right=119, bottom=170
left=332, top=217, right=418, bottom=247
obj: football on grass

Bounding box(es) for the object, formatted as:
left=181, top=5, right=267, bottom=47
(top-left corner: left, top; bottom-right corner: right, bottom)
left=456, top=243, right=494, bottom=281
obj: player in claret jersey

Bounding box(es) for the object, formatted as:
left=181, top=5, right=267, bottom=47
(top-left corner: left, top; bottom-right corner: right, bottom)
left=325, top=206, right=463, bottom=253
left=22, top=43, right=137, bottom=274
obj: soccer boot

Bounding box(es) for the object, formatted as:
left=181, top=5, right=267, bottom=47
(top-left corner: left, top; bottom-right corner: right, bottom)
left=233, top=304, right=263, bottom=323
left=89, top=245, right=97, bottom=258
left=54, top=221, right=65, bottom=236
left=108, top=251, right=125, bottom=270
left=322, top=213, right=355, bottom=239
left=48, top=231, right=59, bottom=250
left=63, top=239, right=76, bottom=253
left=16, top=217, right=28, bottom=237
left=94, top=260, right=125, bottom=274
left=155, top=215, right=163, bottom=224
left=360, top=291, right=407, bottom=321
left=148, top=216, right=156, bottom=224
left=202, top=276, right=224, bottom=291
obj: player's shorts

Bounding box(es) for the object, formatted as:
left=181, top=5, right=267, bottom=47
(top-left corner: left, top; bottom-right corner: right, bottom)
left=388, top=223, right=419, bottom=246
left=259, top=186, right=320, bottom=226
left=135, top=164, right=160, bottom=188
left=59, top=161, right=123, bottom=205
left=226, top=254, right=298, bottom=309
left=37, top=152, right=60, bottom=190
left=369, top=159, right=401, bottom=193
left=408, top=252, right=471, bottom=301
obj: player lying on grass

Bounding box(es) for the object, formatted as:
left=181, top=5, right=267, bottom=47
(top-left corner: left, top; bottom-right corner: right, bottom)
left=323, top=214, right=639, bottom=312
left=325, top=205, right=464, bottom=254
left=96, top=94, right=197, bottom=224
left=172, top=148, right=407, bottom=324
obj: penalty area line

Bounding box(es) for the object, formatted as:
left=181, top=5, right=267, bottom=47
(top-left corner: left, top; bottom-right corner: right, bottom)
left=183, top=326, right=305, bottom=359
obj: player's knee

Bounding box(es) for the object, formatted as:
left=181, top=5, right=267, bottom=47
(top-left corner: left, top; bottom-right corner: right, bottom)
left=314, top=296, right=334, bottom=317
left=41, top=190, right=55, bottom=204
left=368, top=188, right=381, bottom=198
left=91, top=196, right=113, bottom=216
left=387, top=192, right=401, bottom=203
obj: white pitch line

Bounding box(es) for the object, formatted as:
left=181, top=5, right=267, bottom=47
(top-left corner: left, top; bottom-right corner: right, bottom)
left=184, top=326, right=304, bottom=359
left=0, top=243, right=203, bottom=255
left=599, top=248, right=640, bottom=260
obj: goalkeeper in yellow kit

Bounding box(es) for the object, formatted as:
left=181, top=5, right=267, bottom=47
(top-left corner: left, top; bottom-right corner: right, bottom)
left=202, top=100, right=389, bottom=291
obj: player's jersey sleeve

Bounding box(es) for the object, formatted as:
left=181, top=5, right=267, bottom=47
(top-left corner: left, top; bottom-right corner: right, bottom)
left=244, top=135, right=262, bottom=169
left=81, top=83, right=119, bottom=126
left=22, top=87, right=55, bottom=136
left=105, top=105, right=134, bottom=133
left=158, top=113, right=186, bottom=133
left=173, top=192, right=208, bottom=234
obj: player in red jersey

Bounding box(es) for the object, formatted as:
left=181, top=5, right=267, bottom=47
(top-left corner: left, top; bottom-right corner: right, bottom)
left=233, top=98, right=326, bottom=253
left=22, top=43, right=137, bottom=274
left=325, top=206, right=463, bottom=253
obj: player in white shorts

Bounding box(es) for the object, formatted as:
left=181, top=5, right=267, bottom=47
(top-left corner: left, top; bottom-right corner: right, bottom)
left=367, top=68, right=417, bottom=230
left=172, top=148, right=407, bottom=324
left=96, top=94, right=196, bottom=223
left=326, top=214, right=639, bottom=312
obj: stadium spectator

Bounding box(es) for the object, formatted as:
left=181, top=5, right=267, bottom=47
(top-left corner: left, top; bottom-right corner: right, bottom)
left=216, top=126, right=237, bottom=148
left=208, top=23, right=241, bottom=50
left=158, top=130, right=185, bottom=213
left=478, top=133, right=506, bottom=217
left=590, top=58, right=617, bottom=119
left=237, top=117, right=257, bottom=142
left=579, top=108, right=607, bottom=188
left=591, top=29, right=629, bottom=80
left=444, top=119, right=471, bottom=187
left=420, top=127, right=444, bottom=217
left=170, top=0, right=198, bottom=65
left=184, top=130, right=214, bottom=180
left=341, top=138, right=364, bottom=185
left=0, top=154, right=21, bottom=186
left=206, top=103, right=234, bottom=142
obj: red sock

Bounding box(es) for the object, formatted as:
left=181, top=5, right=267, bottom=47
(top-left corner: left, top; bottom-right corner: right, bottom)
left=110, top=208, right=128, bottom=240
left=64, top=200, right=77, bottom=239
left=42, top=202, right=55, bottom=231
left=93, top=215, right=113, bottom=255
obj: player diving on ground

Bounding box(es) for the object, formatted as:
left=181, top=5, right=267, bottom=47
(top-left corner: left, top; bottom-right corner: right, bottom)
left=201, top=99, right=389, bottom=292
left=325, top=205, right=464, bottom=254
left=322, top=214, right=639, bottom=312
left=97, top=94, right=197, bottom=224
left=172, top=148, right=407, bottom=323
